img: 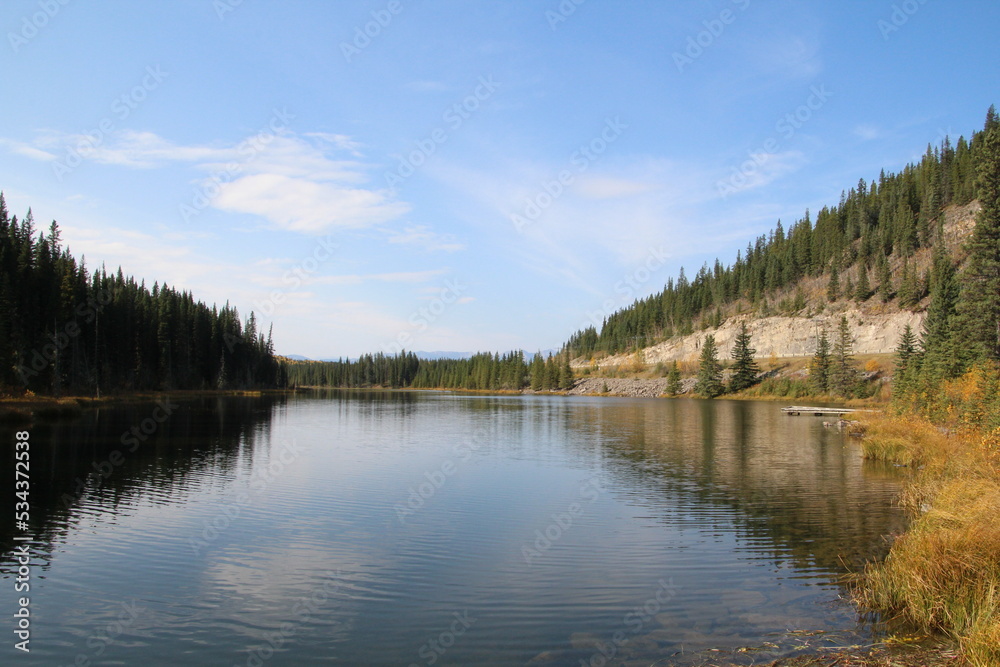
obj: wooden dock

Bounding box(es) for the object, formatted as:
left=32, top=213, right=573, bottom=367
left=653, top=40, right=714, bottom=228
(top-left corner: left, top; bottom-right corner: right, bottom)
left=781, top=405, right=860, bottom=416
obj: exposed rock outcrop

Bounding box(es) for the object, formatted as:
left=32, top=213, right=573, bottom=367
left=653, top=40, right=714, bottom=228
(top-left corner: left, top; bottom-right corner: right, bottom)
left=577, top=307, right=924, bottom=370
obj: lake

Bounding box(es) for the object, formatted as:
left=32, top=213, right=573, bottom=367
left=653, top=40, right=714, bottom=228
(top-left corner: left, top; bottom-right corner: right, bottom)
left=1, top=391, right=905, bottom=665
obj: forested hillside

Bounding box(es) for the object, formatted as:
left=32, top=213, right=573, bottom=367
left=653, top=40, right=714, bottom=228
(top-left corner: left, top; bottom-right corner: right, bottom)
left=565, top=110, right=996, bottom=358
left=0, top=195, right=285, bottom=396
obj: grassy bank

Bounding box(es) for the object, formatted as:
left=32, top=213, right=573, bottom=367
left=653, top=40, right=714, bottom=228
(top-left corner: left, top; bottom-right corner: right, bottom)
left=854, top=411, right=1000, bottom=665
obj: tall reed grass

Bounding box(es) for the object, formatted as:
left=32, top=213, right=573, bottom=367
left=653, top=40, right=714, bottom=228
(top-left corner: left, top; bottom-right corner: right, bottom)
left=857, top=386, right=1000, bottom=665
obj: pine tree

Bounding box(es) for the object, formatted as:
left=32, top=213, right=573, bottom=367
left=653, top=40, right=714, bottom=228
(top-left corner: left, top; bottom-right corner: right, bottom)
left=897, top=259, right=919, bottom=308
left=728, top=321, right=760, bottom=393
left=876, top=253, right=893, bottom=303
left=920, top=242, right=960, bottom=380
left=826, top=260, right=840, bottom=302
left=955, top=106, right=1000, bottom=362
left=695, top=335, right=724, bottom=398
left=809, top=328, right=831, bottom=394
left=894, top=324, right=918, bottom=395
left=558, top=353, right=574, bottom=390
left=855, top=263, right=871, bottom=302
left=530, top=352, right=545, bottom=391
left=792, top=287, right=806, bottom=312
left=544, top=354, right=559, bottom=389
left=666, top=361, right=682, bottom=396
left=832, top=316, right=856, bottom=397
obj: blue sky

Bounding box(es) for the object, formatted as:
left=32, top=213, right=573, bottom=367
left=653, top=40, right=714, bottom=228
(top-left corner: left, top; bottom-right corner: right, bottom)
left=1, top=0, right=998, bottom=358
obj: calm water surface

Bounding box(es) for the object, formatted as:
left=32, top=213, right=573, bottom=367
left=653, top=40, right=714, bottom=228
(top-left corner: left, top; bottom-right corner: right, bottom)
left=1, top=392, right=905, bottom=665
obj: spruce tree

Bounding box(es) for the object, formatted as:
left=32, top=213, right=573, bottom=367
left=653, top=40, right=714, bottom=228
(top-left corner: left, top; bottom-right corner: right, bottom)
left=894, top=324, right=918, bottom=395
left=558, top=353, right=574, bottom=390
left=793, top=288, right=806, bottom=312
left=955, top=106, right=1000, bottom=362
left=898, top=259, right=919, bottom=308
left=876, top=253, right=893, bottom=303
left=666, top=361, right=682, bottom=396
left=920, top=242, right=960, bottom=380
left=530, top=352, right=544, bottom=391
left=826, top=260, right=840, bottom=301
left=832, top=316, right=856, bottom=397
left=695, top=335, right=724, bottom=398
left=728, top=321, right=760, bottom=392
left=855, top=263, right=871, bottom=302
left=810, top=328, right=831, bottom=394
left=544, top=354, right=558, bottom=390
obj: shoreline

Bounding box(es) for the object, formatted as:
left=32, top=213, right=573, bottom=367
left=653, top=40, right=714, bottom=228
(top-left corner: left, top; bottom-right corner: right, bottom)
left=0, top=388, right=298, bottom=421
left=716, top=642, right=961, bottom=666
left=850, top=411, right=1000, bottom=665
left=303, top=379, right=886, bottom=407
left=3, top=380, right=879, bottom=405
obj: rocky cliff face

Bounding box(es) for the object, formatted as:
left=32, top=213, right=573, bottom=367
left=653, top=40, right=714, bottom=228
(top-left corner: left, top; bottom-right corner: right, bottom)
left=603, top=308, right=924, bottom=368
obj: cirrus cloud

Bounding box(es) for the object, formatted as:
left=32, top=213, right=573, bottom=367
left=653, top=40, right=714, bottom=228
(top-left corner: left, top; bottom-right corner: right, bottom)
left=212, top=173, right=408, bottom=233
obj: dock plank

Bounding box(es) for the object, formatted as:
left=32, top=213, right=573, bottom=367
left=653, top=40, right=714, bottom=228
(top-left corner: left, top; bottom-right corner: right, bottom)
left=781, top=406, right=860, bottom=416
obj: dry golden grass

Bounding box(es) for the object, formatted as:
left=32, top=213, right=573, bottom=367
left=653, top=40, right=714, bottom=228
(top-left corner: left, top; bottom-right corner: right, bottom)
left=856, top=413, right=1000, bottom=666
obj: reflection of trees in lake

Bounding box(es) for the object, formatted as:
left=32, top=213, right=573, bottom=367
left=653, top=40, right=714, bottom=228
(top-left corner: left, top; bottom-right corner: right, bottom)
left=0, top=395, right=288, bottom=570
left=574, top=398, right=906, bottom=576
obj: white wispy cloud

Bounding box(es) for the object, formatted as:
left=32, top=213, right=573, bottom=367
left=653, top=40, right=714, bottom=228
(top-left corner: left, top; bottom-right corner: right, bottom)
left=425, top=155, right=707, bottom=294
left=309, top=269, right=447, bottom=287
left=0, top=139, right=56, bottom=161
left=716, top=149, right=808, bottom=196
left=853, top=124, right=881, bottom=141
left=211, top=173, right=408, bottom=233
left=1, top=128, right=408, bottom=234
left=387, top=224, right=465, bottom=252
